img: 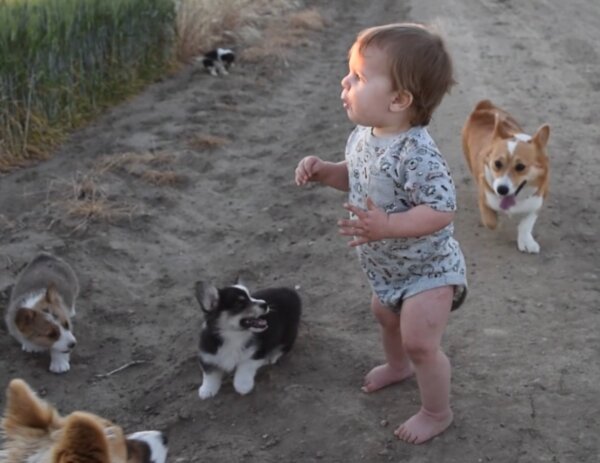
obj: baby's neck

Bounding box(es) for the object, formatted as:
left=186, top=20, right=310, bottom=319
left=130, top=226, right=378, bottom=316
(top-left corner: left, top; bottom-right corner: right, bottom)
left=372, top=120, right=414, bottom=138
left=371, top=117, right=412, bottom=137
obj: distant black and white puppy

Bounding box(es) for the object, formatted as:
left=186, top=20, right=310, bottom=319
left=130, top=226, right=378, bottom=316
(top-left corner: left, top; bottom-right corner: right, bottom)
left=201, top=48, right=235, bottom=76
left=194, top=280, right=301, bottom=399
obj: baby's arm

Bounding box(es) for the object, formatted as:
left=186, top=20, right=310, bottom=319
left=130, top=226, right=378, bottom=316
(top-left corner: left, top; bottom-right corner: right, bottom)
left=386, top=205, right=454, bottom=238
left=339, top=145, right=458, bottom=245
left=295, top=156, right=349, bottom=192
left=340, top=200, right=453, bottom=246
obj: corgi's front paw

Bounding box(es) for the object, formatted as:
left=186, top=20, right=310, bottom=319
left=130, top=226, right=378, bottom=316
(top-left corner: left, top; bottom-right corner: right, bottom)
left=233, top=373, right=255, bottom=395
left=50, top=352, right=71, bottom=373
left=22, top=342, right=46, bottom=353
left=518, top=234, right=540, bottom=254
left=198, top=383, right=219, bottom=399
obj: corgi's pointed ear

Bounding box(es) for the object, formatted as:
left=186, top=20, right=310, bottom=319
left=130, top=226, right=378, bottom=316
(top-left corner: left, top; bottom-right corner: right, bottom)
left=15, top=308, right=38, bottom=330
left=45, top=283, right=59, bottom=304
left=4, top=379, right=58, bottom=432
left=235, top=274, right=246, bottom=287
left=194, top=281, right=219, bottom=312
left=53, top=412, right=112, bottom=463
left=492, top=113, right=512, bottom=140
left=532, top=124, right=550, bottom=149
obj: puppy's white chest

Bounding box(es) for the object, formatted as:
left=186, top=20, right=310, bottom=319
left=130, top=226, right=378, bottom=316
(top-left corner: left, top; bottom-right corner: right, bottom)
left=202, top=333, right=255, bottom=372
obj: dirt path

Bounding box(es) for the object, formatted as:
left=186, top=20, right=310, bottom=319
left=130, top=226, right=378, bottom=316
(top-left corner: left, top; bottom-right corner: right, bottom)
left=1, top=0, right=598, bottom=461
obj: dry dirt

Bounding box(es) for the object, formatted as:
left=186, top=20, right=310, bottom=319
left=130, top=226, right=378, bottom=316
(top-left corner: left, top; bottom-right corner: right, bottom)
left=1, top=0, right=599, bottom=462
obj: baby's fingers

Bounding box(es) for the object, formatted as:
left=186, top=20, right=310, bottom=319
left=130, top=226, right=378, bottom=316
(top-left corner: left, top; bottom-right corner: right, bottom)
left=346, top=236, right=369, bottom=247
left=343, top=202, right=367, bottom=219
left=295, top=165, right=309, bottom=185
left=337, top=218, right=359, bottom=228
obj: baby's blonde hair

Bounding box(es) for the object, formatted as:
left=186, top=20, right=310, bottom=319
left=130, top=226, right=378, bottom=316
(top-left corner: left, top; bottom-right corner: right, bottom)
left=353, top=23, right=456, bottom=126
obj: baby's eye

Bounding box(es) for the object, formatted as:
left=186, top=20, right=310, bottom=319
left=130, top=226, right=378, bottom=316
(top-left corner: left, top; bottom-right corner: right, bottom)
left=514, top=163, right=526, bottom=172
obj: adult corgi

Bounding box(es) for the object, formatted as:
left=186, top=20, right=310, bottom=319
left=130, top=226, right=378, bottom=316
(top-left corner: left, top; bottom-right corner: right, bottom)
left=462, top=99, right=550, bottom=253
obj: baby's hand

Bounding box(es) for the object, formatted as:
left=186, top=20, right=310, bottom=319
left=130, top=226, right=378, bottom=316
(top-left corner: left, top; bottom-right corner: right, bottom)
left=295, top=156, right=322, bottom=186
left=338, top=197, right=390, bottom=246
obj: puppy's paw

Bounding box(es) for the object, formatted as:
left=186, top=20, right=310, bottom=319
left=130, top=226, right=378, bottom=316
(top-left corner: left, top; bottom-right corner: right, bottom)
left=198, top=383, right=219, bottom=400
left=22, top=342, right=46, bottom=353
left=233, top=374, right=255, bottom=395
left=49, top=353, right=71, bottom=373
left=518, top=235, right=540, bottom=254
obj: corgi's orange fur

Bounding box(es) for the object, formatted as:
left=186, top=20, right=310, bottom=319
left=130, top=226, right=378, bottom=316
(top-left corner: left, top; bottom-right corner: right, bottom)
left=462, top=100, right=550, bottom=253
left=0, top=379, right=168, bottom=463
left=5, top=253, right=79, bottom=373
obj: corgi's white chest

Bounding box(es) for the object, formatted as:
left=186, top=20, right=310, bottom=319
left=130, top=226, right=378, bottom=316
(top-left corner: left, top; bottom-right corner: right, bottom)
left=201, top=332, right=256, bottom=372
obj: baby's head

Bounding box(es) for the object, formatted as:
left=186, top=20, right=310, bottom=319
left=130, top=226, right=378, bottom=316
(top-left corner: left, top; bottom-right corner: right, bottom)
left=343, top=23, right=455, bottom=128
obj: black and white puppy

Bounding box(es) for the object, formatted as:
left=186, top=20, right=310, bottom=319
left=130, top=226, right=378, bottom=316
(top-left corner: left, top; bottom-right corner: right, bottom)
left=194, top=280, right=301, bottom=399
left=201, top=48, right=235, bottom=76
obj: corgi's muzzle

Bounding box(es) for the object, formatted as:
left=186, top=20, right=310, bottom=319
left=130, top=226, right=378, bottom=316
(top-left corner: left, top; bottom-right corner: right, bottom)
left=496, top=179, right=527, bottom=210
left=240, top=300, right=269, bottom=332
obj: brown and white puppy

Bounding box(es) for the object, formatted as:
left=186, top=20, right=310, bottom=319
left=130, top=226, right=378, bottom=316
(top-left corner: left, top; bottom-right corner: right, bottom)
left=462, top=99, right=550, bottom=253
left=0, top=378, right=168, bottom=463
left=5, top=253, right=79, bottom=373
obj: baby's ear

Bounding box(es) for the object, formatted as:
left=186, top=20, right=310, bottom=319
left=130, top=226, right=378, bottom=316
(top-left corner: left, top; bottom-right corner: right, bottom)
left=390, top=90, right=413, bottom=112
left=194, top=281, right=219, bottom=313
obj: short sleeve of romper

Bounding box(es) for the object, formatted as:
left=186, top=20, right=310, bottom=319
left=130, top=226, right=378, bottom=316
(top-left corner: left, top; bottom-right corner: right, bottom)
left=396, top=140, right=457, bottom=213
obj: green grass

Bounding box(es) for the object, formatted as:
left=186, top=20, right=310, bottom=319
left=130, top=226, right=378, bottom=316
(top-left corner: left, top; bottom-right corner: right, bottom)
left=0, top=0, right=175, bottom=168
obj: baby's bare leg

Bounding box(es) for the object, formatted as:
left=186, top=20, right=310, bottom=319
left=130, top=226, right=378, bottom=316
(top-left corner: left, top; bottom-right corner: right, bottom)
left=362, top=294, right=414, bottom=393
left=394, top=286, right=453, bottom=444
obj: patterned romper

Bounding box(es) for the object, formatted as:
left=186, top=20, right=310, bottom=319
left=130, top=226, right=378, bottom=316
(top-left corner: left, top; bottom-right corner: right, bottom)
left=345, top=125, right=467, bottom=312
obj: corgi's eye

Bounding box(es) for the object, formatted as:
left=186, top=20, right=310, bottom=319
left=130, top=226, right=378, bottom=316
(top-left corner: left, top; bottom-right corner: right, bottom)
left=47, top=327, right=59, bottom=340
left=515, top=163, right=526, bottom=172
left=62, top=321, right=70, bottom=330
left=494, top=160, right=503, bottom=169
left=42, top=308, right=50, bottom=314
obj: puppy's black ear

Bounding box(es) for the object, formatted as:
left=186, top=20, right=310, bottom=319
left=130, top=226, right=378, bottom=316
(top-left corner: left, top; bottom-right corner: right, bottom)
left=194, top=281, right=219, bottom=312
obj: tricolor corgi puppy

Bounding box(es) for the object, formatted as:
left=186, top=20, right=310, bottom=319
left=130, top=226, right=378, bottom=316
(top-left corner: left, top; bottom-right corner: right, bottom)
left=0, top=378, right=168, bottom=463
left=194, top=280, right=301, bottom=399
left=5, top=252, right=79, bottom=373
left=200, top=48, right=235, bottom=76
left=462, top=99, right=550, bottom=253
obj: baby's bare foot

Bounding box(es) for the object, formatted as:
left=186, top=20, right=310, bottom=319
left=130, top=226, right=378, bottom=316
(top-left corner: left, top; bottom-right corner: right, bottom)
left=394, top=408, right=453, bottom=444
left=361, top=363, right=414, bottom=393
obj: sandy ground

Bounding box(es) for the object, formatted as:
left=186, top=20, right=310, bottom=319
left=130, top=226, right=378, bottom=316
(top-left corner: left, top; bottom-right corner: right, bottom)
left=1, top=0, right=599, bottom=461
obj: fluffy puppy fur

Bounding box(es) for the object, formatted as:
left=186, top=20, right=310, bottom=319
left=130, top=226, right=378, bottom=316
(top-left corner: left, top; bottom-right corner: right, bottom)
left=200, top=48, right=235, bottom=76
left=462, top=99, right=550, bottom=253
left=0, top=378, right=168, bottom=463
left=194, top=281, right=301, bottom=399
left=5, top=253, right=80, bottom=373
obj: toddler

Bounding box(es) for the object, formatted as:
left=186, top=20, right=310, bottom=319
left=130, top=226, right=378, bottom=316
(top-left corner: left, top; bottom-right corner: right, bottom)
left=295, top=23, right=467, bottom=444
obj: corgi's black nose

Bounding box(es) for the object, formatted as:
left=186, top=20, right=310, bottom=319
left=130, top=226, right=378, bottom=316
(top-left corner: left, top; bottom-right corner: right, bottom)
left=259, top=302, right=268, bottom=310
left=496, top=185, right=509, bottom=196
left=161, top=432, right=168, bottom=446
left=68, top=341, right=76, bottom=349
